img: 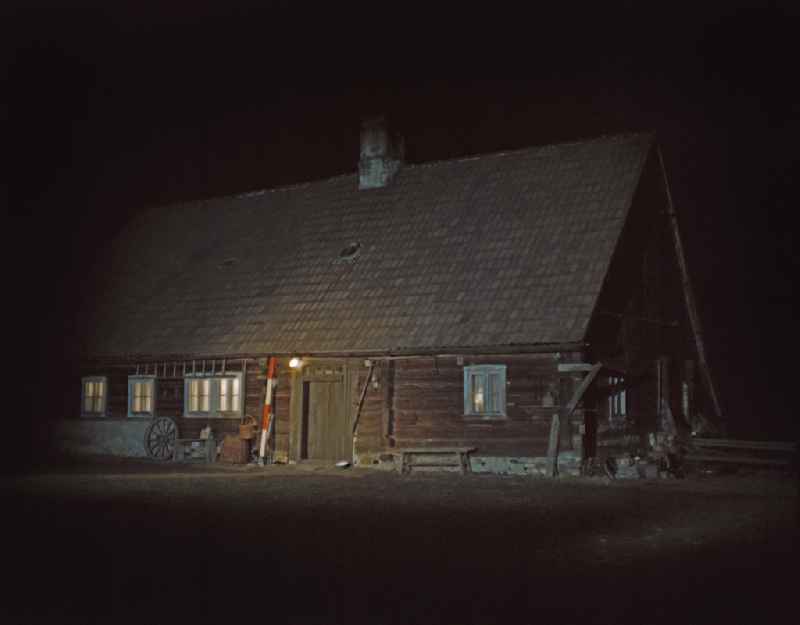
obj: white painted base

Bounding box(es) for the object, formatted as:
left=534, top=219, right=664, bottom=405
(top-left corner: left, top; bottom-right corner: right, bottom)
left=50, top=419, right=152, bottom=458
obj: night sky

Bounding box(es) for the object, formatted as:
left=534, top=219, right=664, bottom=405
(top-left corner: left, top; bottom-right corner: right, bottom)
left=8, top=2, right=797, bottom=440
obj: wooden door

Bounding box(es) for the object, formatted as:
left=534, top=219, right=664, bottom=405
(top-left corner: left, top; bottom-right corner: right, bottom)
left=306, top=379, right=351, bottom=461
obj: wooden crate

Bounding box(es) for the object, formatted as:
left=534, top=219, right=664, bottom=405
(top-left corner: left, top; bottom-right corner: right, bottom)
left=220, top=435, right=250, bottom=464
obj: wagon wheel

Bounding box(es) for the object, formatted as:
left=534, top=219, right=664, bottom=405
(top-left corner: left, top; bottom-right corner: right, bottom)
left=144, top=417, right=178, bottom=461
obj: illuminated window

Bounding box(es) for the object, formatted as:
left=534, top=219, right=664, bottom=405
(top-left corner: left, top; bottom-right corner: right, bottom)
left=81, top=376, right=107, bottom=417
left=184, top=373, right=244, bottom=417
left=219, top=377, right=241, bottom=413
left=127, top=376, right=156, bottom=417
left=608, top=375, right=627, bottom=424
left=464, top=365, right=506, bottom=417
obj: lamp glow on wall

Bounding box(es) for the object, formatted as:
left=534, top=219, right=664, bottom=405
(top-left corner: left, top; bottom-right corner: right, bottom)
left=289, top=357, right=303, bottom=369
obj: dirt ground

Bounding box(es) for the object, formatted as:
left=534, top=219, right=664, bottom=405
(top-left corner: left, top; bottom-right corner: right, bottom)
left=5, top=458, right=798, bottom=625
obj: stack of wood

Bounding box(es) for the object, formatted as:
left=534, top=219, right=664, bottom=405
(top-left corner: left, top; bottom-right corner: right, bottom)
left=685, top=438, right=797, bottom=470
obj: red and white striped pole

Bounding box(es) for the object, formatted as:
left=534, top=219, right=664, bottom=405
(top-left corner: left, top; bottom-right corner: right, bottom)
left=258, top=357, right=278, bottom=464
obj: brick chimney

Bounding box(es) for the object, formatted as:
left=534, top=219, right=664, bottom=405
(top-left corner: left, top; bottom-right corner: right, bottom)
left=358, top=116, right=404, bottom=190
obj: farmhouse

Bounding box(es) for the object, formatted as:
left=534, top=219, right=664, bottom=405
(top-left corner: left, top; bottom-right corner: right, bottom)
left=63, top=120, right=722, bottom=474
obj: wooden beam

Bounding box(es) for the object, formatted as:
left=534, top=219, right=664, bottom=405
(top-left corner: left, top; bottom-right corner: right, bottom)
left=657, top=147, right=723, bottom=423
left=564, top=363, right=603, bottom=418
left=691, top=438, right=796, bottom=453
left=351, top=364, right=375, bottom=436
left=288, top=369, right=303, bottom=462
left=546, top=413, right=561, bottom=477
left=557, top=363, right=595, bottom=373
left=684, top=454, right=793, bottom=467
left=548, top=363, right=603, bottom=477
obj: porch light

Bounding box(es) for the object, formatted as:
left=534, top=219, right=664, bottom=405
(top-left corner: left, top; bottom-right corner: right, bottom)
left=289, top=357, right=302, bottom=369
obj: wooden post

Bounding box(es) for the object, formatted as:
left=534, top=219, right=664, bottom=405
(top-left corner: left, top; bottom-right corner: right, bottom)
left=351, top=362, right=375, bottom=464
left=549, top=363, right=603, bottom=477
left=657, top=147, right=723, bottom=424
left=381, top=360, right=395, bottom=445
left=288, top=368, right=304, bottom=463
left=547, top=413, right=561, bottom=477
left=681, top=359, right=694, bottom=427
left=258, top=357, right=278, bottom=464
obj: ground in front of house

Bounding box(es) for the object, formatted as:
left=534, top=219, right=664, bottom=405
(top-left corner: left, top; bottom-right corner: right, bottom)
left=5, top=458, right=797, bottom=625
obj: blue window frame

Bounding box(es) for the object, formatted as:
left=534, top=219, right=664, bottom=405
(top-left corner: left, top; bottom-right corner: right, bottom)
left=183, top=372, right=244, bottom=418
left=81, top=376, right=108, bottom=417
left=463, top=365, right=506, bottom=417
left=127, top=376, right=157, bottom=417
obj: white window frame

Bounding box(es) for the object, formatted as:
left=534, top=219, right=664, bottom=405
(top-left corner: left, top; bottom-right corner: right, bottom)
left=463, top=364, right=507, bottom=417
left=81, top=376, right=108, bottom=417
left=127, top=375, right=157, bottom=418
left=183, top=372, right=244, bottom=418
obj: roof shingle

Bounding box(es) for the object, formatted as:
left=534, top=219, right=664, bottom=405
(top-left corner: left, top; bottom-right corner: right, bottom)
left=85, top=132, right=652, bottom=357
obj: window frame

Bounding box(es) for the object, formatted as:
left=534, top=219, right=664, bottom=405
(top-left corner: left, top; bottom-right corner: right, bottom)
left=463, top=364, right=507, bottom=418
left=183, top=372, right=244, bottom=418
left=127, top=375, right=157, bottom=418
left=81, top=376, right=108, bottom=418
left=607, top=375, right=627, bottom=425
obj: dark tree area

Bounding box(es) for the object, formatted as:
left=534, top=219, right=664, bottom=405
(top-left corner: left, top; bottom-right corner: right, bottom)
left=6, top=2, right=797, bottom=458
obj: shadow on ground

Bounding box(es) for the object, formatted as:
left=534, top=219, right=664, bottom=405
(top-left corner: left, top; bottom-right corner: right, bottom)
left=6, top=460, right=798, bottom=625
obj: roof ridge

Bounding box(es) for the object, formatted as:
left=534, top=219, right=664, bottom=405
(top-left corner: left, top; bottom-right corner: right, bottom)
left=154, top=130, right=654, bottom=210
left=404, top=130, right=654, bottom=171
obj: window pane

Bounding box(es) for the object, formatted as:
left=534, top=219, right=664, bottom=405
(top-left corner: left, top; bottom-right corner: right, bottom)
left=219, top=379, right=229, bottom=412
left=200, top=379, right=210, bottom=412
left=232, top=377, right=240, bottom=412
left=189, top=380, right=199, bottom=412
left=488, top=373, right=500, bottom=413
left=472, top=374, right=485, bottom=413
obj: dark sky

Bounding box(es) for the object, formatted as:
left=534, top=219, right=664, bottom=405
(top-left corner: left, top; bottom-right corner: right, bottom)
left=7, top=2, right=797, bottom=439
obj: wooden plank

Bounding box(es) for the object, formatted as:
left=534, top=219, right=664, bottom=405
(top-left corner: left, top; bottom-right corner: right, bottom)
left=684, top=454, right=793, bottom=467
left=399, top=447, right=476, bottom=453
left=546, top=413, right=560, bottom=477
left=658, top=147, right=723, bottom=423
left=563, top=363, right=603, bottom=417
left=550, top=363, right=603, bottom=476
left=557, top=363, right=595, bottom=373
left=691, top=439, right=796, bottom=452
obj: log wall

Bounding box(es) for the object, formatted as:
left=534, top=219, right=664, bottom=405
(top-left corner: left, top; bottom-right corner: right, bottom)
left=350, top=352, right=585, bottom=462
left=78, top=351, right=590, bottom=463
left=77, top=358, right=269, bottom=452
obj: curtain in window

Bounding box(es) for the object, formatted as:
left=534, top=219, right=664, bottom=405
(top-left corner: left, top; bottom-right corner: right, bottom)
left=133, top=381, right=152, bottom=413
left=219, top=377, right=240, bottom=412
left=471, top=374, right=485, bottom=413
left=84, top=381, right=104, bottom=413
left=190, top=379, right=210, bottom=412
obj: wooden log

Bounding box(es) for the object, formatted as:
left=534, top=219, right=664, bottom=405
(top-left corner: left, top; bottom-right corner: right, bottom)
left=684, top=454, right=793, bottom=467
left=557, top=363, right=595, bottom=373
left=658, top=147, right=724, bottom=423
left=691, top=439, right=796, bottom=452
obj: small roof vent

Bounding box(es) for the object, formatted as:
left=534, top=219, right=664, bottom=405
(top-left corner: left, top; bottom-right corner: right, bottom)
left=334, top=242, right=361, bottom=264
left=218, top=257, right=239, bottom=269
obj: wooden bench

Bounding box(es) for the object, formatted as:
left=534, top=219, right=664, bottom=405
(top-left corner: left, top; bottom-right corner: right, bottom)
left=398, top=447, right=476, bottom=475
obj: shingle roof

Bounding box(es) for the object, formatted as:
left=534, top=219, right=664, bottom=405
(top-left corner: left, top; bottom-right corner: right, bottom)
left=85, top=132, right=653, bottom=358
